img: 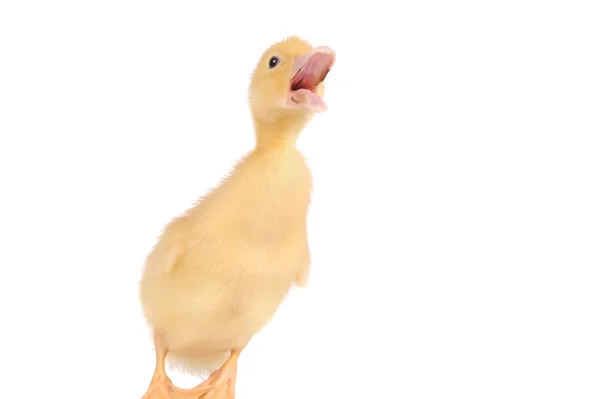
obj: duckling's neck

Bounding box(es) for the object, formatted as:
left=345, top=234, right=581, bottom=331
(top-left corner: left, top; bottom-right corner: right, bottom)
left=253, top=114, right=310, bottom=150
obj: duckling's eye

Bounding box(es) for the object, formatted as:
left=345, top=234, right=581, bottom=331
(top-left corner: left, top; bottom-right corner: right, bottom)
left=268, top=56, right=279, bottom=69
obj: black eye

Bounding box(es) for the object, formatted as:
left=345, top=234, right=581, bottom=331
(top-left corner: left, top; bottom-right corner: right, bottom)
left=268, top=56, right=279, bottom=69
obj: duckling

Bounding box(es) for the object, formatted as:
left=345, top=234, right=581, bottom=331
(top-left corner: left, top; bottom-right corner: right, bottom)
left=139, top=35, right=335, bottom=399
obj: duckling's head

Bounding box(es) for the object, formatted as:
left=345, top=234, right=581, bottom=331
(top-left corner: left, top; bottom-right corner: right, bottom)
left=249, top=36, right=335, bottom=145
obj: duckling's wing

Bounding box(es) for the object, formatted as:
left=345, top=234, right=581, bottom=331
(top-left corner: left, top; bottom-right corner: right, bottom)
left=145, top=232, right=183, bottom=275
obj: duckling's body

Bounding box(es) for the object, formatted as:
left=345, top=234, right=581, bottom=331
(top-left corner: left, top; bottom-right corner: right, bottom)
left=140, top=145, right=312, bottom=373
left=139, top=35, right=335, bottom=398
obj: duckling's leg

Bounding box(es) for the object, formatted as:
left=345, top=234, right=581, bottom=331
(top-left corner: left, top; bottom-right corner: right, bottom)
left=173, top=348, right=242, bottom=399
left=141, top=332, right=172, bottom=399
left=140, top=333, right=168, bottom=398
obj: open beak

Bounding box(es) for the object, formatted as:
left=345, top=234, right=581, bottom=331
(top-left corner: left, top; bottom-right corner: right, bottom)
left=288, top=46, right=336, bottom=113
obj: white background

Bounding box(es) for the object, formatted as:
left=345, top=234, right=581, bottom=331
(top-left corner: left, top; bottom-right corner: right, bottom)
left=1, top=1, right=599, bottom=398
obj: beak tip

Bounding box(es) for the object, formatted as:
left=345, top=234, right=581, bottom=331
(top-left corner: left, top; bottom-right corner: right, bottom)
left=315, top=46, right=336, bottom=66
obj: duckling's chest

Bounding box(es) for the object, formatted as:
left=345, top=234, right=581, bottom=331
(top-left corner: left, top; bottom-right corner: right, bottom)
left=234, top=150, right=312, bottom=238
